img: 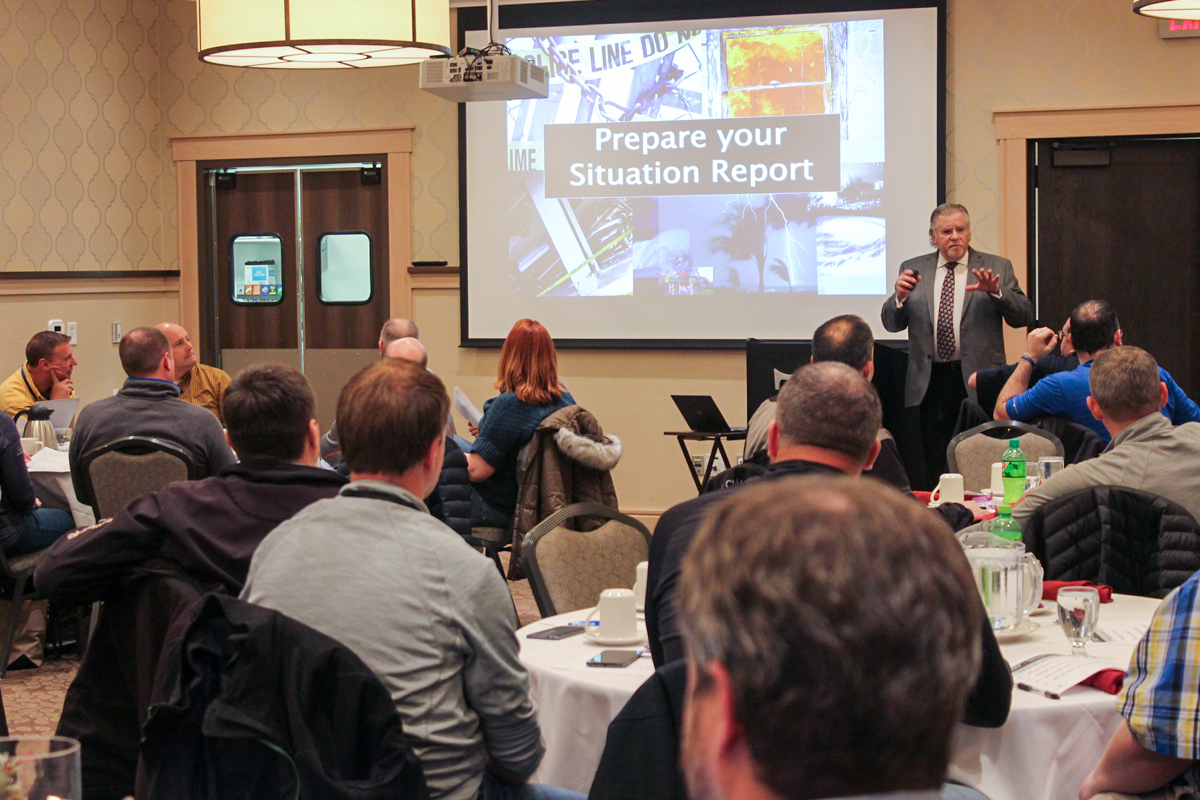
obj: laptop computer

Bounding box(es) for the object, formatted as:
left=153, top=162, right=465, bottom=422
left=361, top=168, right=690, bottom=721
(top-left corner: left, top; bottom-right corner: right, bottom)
left=671, top=395, right=746, bottom=434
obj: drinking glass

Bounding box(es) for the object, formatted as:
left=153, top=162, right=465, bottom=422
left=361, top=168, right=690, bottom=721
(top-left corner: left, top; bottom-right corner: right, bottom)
left=1038, top=456, right=1065, bottom=482
left=1057, top=586, right=1100, bottom=656
left=0, top=736, right=80, bottom=799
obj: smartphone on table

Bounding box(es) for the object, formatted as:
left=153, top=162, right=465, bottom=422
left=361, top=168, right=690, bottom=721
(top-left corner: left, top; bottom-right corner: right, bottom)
left=587, top=649, right=641, bottom=668
left=526, top=626, right=585, bottom=640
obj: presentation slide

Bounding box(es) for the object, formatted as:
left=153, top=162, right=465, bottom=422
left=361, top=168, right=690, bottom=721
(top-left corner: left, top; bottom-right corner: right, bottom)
left=463, top=5, right=939, bottom=344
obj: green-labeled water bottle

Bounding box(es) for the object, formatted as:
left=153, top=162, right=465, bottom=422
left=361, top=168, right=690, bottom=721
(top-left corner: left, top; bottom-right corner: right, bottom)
left=991, top=504, right=1022, bottom=542
left=1001, top=438, right=1027, bottom=502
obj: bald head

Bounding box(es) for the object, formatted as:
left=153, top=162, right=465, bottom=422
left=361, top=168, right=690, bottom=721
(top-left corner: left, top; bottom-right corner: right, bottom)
left=384, top=337, right=428, bottom=368
left=379, top=318, right=419, bottom=353
left=156, top=322, right=198, bottom=380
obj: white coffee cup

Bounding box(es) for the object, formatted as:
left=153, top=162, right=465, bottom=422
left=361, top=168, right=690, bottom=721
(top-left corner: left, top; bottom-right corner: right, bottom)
left=930, top=472, right=965, bottom=505
left=990, top=462, right=1005, bottom=498
left=633, top=561, right=648, bottom=610
left=20, top=438, right=43, bottom=457
left=586, top=588, right=638, bottom=640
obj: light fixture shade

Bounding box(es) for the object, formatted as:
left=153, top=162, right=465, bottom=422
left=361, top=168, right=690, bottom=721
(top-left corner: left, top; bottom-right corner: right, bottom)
left=1134, top=0, right=1200, bottom=19
left=197, top=0, right=451, bottom=68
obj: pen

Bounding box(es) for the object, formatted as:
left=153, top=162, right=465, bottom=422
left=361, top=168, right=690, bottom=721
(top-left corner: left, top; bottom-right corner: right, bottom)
left=566, top=620, right=600, bottom=627
left=1017, top=683, right=1060, bottom=700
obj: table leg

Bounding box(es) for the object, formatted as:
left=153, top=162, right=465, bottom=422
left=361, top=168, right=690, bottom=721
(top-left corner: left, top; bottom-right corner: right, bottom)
left=677, top=436, right=704, bottom=493
left=700, top=438, right=723, bottom=489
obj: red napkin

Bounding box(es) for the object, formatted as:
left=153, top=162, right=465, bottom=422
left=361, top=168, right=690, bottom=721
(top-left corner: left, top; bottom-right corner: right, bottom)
left=1081, top=669, right=1125, bottom=694
left=1043, top=580, right=1114, bottom=604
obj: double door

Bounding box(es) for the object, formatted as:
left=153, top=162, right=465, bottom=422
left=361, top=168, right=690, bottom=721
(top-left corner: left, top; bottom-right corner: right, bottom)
left=200, top=161, right=389, bottom=427
left=1032, top=137, right=1200, bottom=397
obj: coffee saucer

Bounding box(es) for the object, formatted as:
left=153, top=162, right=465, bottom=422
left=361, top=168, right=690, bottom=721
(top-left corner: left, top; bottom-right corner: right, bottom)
left=994, top=619, right=1040, bottom=642
left=584, top=632, right=647, bottom=647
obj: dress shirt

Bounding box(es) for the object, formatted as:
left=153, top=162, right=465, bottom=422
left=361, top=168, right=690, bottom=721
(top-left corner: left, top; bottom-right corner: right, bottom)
left=894, top=254, right=1004, bottom=363
left=931, top=256, right=968, bottom=362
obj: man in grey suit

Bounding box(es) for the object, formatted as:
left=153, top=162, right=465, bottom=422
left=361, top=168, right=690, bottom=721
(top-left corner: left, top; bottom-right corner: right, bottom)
left=881, top=204, right=1033, bottom=487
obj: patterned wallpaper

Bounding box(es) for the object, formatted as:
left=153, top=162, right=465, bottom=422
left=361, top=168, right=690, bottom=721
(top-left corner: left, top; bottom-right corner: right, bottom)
left=1, top=0, right=1199, bottom=273
left=0, top=0, right=162, bottom=272
left=154, top=0, right=460, bottom=268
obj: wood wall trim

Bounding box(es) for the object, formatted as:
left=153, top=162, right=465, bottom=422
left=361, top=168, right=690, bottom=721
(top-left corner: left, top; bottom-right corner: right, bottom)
left=993, top=102, right=1200, bottom=326
left=0, top=271, right=179, bottom=280
left=0, top=276, right=180, bottom=297
left=170, top=127, right=417, bottom=340
left=994, top=103, right=1200, bottom=141
left=171, top=127, right=415, bottom=163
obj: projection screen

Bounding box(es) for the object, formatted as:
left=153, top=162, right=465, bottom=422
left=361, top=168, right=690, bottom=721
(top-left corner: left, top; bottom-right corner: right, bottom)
left=460, top=0, right=944, bottom=346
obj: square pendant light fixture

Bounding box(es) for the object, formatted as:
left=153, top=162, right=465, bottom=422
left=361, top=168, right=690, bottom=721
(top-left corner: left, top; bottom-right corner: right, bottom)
left=1134, top=0, right=1200, bottom=19
left=197, top=0, right=451, bottom=68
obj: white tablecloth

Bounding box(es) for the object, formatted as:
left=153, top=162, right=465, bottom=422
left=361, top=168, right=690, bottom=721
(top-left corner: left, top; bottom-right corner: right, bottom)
left=27, top=447, right=94, bottom=528
left=949, top=593, right=1162, bottom=800
left=518, top=594, right=1163, bottom=799
left=518, top=611, right=655, bottom=793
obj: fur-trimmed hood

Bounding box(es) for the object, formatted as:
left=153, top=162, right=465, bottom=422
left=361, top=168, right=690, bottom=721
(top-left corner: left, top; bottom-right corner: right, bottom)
left=555, top=428, right=622, bottom=470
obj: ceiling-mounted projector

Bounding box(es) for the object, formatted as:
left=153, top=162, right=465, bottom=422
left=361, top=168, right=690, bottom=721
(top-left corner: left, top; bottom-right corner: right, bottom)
left=420, top=55, right=549, bottom=102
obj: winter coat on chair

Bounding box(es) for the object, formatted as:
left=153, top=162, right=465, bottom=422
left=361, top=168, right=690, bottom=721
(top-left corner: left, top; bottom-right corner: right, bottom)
left=508, top=405, right=622, bottom=580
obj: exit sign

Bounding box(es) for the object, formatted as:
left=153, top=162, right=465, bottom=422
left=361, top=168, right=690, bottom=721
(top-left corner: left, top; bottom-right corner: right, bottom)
left=1160, top=18, right=1200, bottom=38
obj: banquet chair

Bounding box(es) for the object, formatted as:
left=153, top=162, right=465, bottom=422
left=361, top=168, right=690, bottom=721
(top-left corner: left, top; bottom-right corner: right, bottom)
left=466, top=438, right=538, bottom=576
left=76, top=436, right=199, bottom=655
left=521, top=502, right=651, bottom=617
left=79, top=436, right=199, bottom=521
left=946, top=420, right=1063, bottom=493
left=1021, top=485, right=1200, bottom=598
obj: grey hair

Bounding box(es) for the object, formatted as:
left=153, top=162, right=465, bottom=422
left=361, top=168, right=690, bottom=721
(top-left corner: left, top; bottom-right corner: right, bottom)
left=930, top=203, right=970, bottom=231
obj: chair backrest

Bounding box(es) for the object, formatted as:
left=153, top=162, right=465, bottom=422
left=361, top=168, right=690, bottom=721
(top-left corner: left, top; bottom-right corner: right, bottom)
left=1030, top=414, right=1106, bottom=465
left=946, top=420, right=1064, bottom=493
left=522, top=502, right=651, bottom=617
left=1022, top=485, right=1200, bottom=598
left=80, top=436, right=198, bottom=520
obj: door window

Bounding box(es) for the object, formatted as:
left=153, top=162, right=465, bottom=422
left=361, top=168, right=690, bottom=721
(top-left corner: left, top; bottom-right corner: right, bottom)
left=318, top=231, right=373, bottom=304
left=231, top=234, right=284, bottom=304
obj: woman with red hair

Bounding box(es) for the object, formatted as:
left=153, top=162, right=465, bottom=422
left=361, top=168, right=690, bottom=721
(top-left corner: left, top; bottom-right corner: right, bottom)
left=466, top=320, right=575, bottom=527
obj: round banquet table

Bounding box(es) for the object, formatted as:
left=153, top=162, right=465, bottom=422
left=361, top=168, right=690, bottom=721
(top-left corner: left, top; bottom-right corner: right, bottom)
left=948, top=593, right=1162, bottom=800
left=27, top=446, right=94, bottom=528
left=518, top=594, right=1163, bottom=799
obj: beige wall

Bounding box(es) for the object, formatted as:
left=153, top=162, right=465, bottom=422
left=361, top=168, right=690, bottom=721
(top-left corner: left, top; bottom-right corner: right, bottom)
left=3, top=0, right=1200, bottom=513
left=0, top=286, right=178, bottom=406
left=946, top=0, right=1200, bottom=253
left=414, top=287, right=745, bottom=512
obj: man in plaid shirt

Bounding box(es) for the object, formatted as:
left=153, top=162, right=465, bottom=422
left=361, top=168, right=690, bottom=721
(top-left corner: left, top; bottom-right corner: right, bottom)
left=1080, top=574, right=1200, bottom=799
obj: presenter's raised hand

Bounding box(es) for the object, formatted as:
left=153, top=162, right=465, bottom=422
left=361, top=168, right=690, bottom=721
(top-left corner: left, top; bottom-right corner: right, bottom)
left=894, top=269, right=921, bottom=303
left=50, top=372, right=73, bottom=400
left=967, top=268, right=1001, bottom=295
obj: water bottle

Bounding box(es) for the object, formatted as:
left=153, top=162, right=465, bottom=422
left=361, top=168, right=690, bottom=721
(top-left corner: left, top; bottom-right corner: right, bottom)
left=990, top=504, right=1022, bottom=542
left=1001, top=438, right=1026, bottom=502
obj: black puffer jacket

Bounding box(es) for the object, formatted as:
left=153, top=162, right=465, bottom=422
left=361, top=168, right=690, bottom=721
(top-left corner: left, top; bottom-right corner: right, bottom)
left=427, top=437, right=471, bottom=538
left=1022, top=485, right=1200, bottom=598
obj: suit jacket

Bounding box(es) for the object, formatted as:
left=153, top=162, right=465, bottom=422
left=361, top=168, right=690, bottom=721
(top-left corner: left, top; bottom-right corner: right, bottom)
left=881, top=248, right=1033, bottom=407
